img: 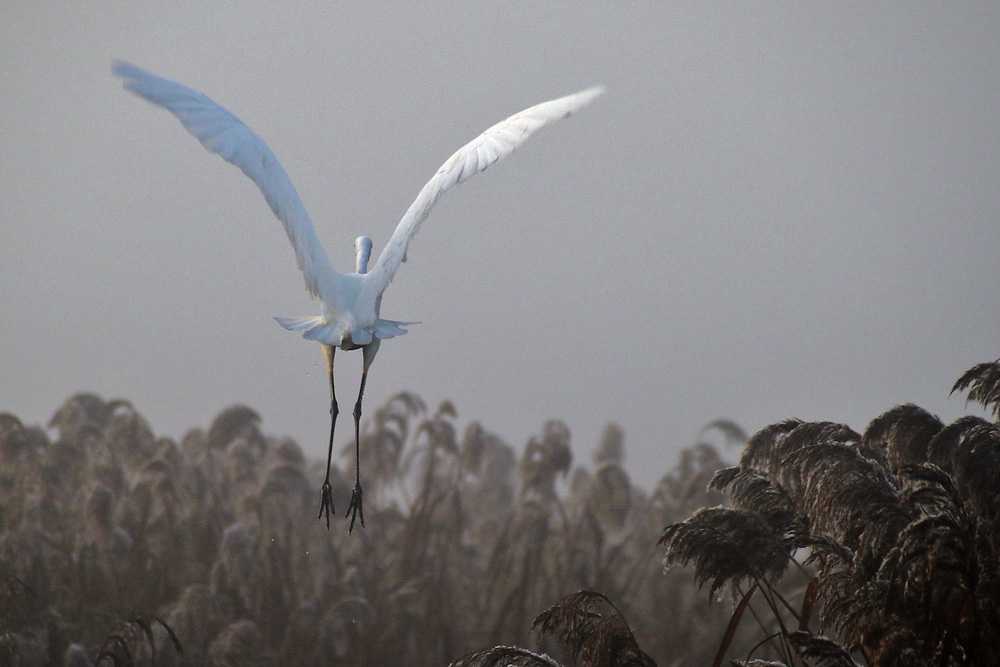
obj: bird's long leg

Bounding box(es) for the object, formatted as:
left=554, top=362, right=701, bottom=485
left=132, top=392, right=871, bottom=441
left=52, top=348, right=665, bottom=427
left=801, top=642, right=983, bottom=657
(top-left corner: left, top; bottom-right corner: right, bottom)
left=346, top=340, right=379, bottom=532
left=318, top=344, right=338, bottom=529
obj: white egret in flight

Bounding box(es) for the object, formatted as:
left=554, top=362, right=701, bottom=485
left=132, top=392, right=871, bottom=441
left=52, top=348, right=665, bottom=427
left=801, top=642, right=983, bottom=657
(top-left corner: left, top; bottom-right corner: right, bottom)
left=113, top=61, right=603, bottom=532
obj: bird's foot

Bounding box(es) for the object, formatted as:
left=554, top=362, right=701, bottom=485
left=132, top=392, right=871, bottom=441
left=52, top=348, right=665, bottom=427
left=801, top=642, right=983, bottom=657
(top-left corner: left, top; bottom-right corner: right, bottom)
left=317, top=481, right=334, bottom=530
left=345, top=482, right=365, bottom=533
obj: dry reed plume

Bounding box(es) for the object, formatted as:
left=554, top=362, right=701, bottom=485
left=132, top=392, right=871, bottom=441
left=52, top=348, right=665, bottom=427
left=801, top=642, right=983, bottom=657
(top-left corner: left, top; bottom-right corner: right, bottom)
left=6, top=359, right=996, bottom=666
left=0, top=391, right=736, bottom=665
left=655, top=359, right=1000, bottom=666
left=458, top=360, right=1000, bottom=667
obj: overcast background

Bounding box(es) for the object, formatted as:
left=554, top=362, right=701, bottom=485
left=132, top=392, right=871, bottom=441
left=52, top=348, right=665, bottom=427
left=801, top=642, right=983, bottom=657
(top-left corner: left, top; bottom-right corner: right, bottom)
left=2, top=3, right=998, bottom=489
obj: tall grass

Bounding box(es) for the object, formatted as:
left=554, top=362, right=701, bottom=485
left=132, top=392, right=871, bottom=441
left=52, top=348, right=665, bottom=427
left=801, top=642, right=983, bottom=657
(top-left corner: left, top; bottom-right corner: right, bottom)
left=0, top=392, right=735, bottom=665
left=658, top=360, right=1000, bottom=666
left=6, top=359, right=996, bottom=666
left=452, top=360, right=1000, bottom=667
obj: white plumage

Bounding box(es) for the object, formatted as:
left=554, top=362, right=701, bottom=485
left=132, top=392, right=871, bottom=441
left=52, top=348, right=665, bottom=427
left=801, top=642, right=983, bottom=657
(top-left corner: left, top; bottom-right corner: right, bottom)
left=113, top=60, right=603, bottom=531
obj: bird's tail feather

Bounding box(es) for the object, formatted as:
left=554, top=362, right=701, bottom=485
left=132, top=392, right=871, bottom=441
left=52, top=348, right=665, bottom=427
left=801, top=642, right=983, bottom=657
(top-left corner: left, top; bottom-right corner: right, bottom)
left=274, top=316, right=323, bottom=332
left=374, top=318, right=419, bottom=339
left=275, top=316, right=418, bottom=344
left=274, top=315, right=340, bottom=344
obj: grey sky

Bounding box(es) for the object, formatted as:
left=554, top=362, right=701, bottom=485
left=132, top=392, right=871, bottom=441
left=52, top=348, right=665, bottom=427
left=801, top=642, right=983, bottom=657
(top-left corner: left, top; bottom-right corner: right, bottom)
left=2, top=3, right=998, bottom=488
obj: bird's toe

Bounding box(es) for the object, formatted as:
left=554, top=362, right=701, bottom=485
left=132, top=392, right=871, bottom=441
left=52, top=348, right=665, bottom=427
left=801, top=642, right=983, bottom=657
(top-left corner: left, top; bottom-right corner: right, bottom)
left=317, top=481, right=334, bottom=530
left=345, top=483, right=365, bottom=533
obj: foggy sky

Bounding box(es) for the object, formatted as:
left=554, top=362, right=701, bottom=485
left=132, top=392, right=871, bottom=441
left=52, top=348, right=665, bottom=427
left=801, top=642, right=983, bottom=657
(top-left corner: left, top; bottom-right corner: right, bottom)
left=2, top=3, right=999, bottom=489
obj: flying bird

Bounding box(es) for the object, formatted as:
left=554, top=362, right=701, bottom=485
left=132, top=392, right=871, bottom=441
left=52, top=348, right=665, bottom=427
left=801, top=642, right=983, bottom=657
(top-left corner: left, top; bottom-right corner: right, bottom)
left=113, top=60, right=603, bottom=532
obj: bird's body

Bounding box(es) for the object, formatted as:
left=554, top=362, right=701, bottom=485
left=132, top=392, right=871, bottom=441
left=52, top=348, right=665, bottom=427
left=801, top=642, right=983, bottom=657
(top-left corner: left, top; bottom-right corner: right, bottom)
left=275, top=238, right=409, bottom=350
left=113, top=60, right=603, bottom=531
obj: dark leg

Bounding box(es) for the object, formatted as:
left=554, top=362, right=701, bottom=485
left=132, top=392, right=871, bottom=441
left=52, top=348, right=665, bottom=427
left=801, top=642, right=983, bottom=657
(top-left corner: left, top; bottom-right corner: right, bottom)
left=345, top=340, right=379, bottom=532
left=345, top=367, right=368, bottom=532
left=318, top=344, right=338, bottom=528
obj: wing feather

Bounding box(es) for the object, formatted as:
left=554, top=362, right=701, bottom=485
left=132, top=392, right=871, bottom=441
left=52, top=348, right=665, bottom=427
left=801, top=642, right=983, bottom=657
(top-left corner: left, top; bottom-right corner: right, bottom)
left=112, top=61, right=345, bottom=306
left=362, top=86, right=604, bottom=300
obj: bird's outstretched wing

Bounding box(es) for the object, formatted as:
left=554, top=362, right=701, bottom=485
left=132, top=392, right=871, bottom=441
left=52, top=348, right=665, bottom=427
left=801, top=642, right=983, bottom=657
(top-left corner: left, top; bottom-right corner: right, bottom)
left=112, top=61, right=346, bottom=306
left=361, top=86, right=604, bottom=300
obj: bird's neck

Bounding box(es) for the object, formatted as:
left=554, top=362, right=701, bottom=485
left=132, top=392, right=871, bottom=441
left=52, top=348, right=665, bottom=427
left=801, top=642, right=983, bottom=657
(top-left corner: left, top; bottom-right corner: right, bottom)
left=356, top=247, right=371, bottom=274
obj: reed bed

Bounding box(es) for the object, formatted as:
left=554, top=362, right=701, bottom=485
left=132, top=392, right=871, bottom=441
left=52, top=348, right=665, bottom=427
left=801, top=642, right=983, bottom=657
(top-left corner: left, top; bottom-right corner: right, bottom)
left=3, top=359, right=997, bottom=666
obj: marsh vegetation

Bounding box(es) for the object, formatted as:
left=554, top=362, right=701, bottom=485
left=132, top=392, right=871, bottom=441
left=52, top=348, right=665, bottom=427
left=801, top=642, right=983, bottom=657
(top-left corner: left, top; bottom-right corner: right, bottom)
left=1, top=359, right=998, bottom=666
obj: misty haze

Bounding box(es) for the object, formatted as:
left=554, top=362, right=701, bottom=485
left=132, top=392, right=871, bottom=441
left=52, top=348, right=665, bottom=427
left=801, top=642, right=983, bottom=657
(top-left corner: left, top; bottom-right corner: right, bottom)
left=2, top=3, right=999, bottom=666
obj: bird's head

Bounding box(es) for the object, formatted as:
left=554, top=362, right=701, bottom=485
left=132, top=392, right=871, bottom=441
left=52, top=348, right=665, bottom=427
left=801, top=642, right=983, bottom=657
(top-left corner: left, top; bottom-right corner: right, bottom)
left=355, top=236, right=373, bottom=274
